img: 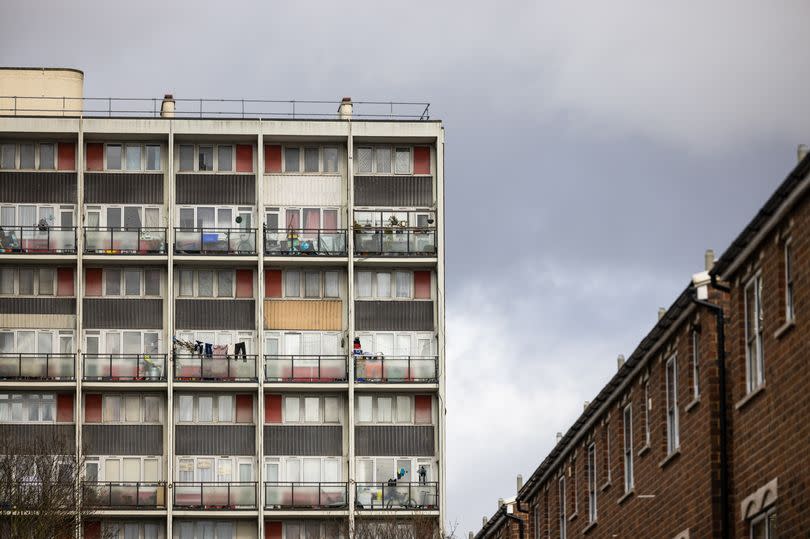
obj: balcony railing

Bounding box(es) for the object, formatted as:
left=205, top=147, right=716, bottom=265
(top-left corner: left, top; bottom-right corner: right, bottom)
left=355, top=482, right=438, bottom=510
left=174, top=227, right=257, bottom=255
left=0, top=482, right=76, bottom=509
left=83, top=481, right=166, bottom=509
left=174, top=354, right=258, bottom=382
left=354, top=355, right=438, bottom=383
left=353, top=228, right=436, bottom=256
left=173, top=482, right=257, bottom=510
left=0, top=226, right=77, bottom=254
left=264, top=355, right=348, bottom=383
left=264, top=482, right=348, bottom=509
left=0, top=353, right=75, bottom=381
left=82, top=353, right=167, bottom=382
left=83, top=227, right=167, bottom=255
left=264, top=228, right=347, bottom=256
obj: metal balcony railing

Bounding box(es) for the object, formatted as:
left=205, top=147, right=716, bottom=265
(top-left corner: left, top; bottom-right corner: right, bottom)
left=174, top=227, right=257, bottom=255
left=83, top=227, right=167, bottom=254
left=264, top=482, right=348, bottom=509
left=172, top=481, right=257, bottom=510
left=264, top=355, right=348, bottom=383
left=83, top=481, right=166, bottom=509
left=0, top=482, right=76, bottom=509
left=355, top=482, right=439, bottom=510
left=353, top=228, right=436, bottom=256
left=354, top=355, right=438, bottom=383
left=82, top=353, right=167, bottom=382
left=0, top=353, right=75, bottom=381
left=0, top=226, right=77, bottom=254
left=174, top=353, right=258, bottom=382
left=264, top=228, right=347, bottom=256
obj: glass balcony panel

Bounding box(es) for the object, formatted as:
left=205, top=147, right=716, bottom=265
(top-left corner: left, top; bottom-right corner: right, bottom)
left=0, top=354, right=74, bottom=380
left=0, top=227, right=76, bottom=254
left=174, top=354, right=257, bottom=382
left=355, top=356, right=438, bottom=383
left=264, top=229, right=347, bottom=256
left=175, top=228, right=257, bottom=255
left=82, top=354, right=166, bottom=381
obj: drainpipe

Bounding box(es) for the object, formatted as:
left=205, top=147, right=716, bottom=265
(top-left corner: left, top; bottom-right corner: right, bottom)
left=504, top=512, right=525, bottom=539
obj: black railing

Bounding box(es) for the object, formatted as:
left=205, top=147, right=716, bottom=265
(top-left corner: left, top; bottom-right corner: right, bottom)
left=264, top=355, right=348, bottom=383
left=264, top=228, right=347, bottom=256
left=0, top=226, right=77, bottom=254
left=173, top=481, right=257, bottom=510
left=82, top=353, right=166, bottom=381
left=0, top=482, right=76, bottom=509
left=264, top=482, right=348, bottom=509
left=355, top=482, right=438, bottom=510
left=83, top=227, right=167, bottom=254
left=83, top=481, right=166, bottom=509
left=354, top=355, right=438, bottom=383
left=174, top=227, right=257, bottom=255
left=0, top=353, right=75, bottom=381
left=353, top=228, right=436, bottom=256
left=174, top=353, right=258, bottom=382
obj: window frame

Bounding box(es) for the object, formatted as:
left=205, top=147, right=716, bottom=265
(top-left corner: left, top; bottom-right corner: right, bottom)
left=354, top=394, right=418, bottom=425
left=587, top=442, right=597, bottom=523
left=0, top=266, right=69, bottom=297
left=749, top=509, right=776, bottom=539
left=96, top=393, right=163, bottom=424
left=785, top=238, right=794, bottom=323
left=665, top=355, right=680, bottom=454
left=176, top=268, right=245, bottom=299
left=90, top=142, right=162, bottom=172
left=691, top=327, right=701, bottom=399
left=744, top=273, right=765, bottom=393
left=0, top=141, right=66, bottom=170
left=558, top=475, right=567, bottom=539
left=0, top=392, right=59, bottom=424
left=87, top=267, right=162, bottom=298
left=174, top=393, right=252, bottom=424
left=622, top=404, right=634, bottom=493
left=176, top=143, right=249, bottom=173
left=281, top=395, right=342, bottom=425
left=354, top=270, right=416, bottom=300
left=353, top=145, right=414, bottom=175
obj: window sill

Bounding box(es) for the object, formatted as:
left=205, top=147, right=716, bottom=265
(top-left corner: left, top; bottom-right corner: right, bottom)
left=659, top=448, right=681, bottom=469
left=617, top=489, right=634, bottom=505
left=582, top=521, right=598, bottom=535
left=600, top=481, right=612, bottom=492
left=685, top=397, right=701, bottom=413
left=735, top=384, right=766, bottom=411
left=774, top=319, right=795, bottom=339
left=568, top=512, right=578, bottom=522
left=637, top=444, right=651, bottom=458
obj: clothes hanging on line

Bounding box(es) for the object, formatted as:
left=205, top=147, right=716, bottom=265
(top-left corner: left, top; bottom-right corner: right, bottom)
left=234, top=342, right=247, bottom=359
left=213, top=344, right=228, bottom=357
left=204, top=343, right=213, bottom=358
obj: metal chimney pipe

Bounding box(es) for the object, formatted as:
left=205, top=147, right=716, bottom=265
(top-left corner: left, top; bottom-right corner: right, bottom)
left=658, top=307, right=666, bottom=320
left=583, top=401, right=590, bottom=411
left=498, top=498, right=504, bottom=508
left=556, top=431, right=563, bottom=443
left=617, top=354, right=625, bottom=370
left=705, top=249, right=715, bottom=271
left=517, top=474, right=524, bottom=492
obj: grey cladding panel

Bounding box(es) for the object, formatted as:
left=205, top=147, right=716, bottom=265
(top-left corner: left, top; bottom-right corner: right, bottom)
left=354, top=301, right=434, bottom=331
left=0, top=298, right=75, bottom=315
left=0, top=424, right=75, bottom=454
left=175, top=299, right=255, bottom=330
left=355, top=425, right=434, bottom=456
left=0, top=172, right=76, bottom=203
left=263, top=425, right=343, bottom=456
left=83, top=424, right=163, bottom=455
left=83, top=299, right=163, bottom=329
left=175, top=425, right=255, bottom=455
left=354, top=176, right=433, bottom=207
left=176, top=174, right=256, bottom=205
left=84, top=173, right=164, bottom=204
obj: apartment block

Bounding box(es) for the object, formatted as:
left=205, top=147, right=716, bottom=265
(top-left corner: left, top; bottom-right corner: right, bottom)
left=0, top=68, right=445, bottom=539
left=475, top=150, right=810, bottom=539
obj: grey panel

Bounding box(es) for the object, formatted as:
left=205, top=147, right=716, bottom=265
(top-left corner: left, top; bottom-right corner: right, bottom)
left=263, top=425, right=343, bottom=456
left=82, top=424, right=163, bottom=455
left=0, top=424, right=75, bottom=454
left=175, top=425, right=255, bottom=455
left=83, top=299, right=162, bottom=329
left=84, top=173, right=164, bottom=204
left=0, top=298, right=76, bottom=315
left=0, top=172, right=76, bottom=203
left=175, top=299, right=255, bottom=330
left=355, top=426, right=435, bottom=456
left=354, top=301, right=434, bottom=331
left=176, top=174, right=256, bottom=205
left=354, top=176, right=433, bottom=207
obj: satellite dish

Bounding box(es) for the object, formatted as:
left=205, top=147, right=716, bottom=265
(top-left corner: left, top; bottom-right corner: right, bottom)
left=235, top=216, right=243, bottom=224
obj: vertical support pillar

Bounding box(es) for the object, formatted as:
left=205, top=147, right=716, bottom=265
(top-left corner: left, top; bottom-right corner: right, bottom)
left=346, top=121, right=356, bottom=535
left=256, top=121, right=266, bottom=538
left=75, top=119, right=84, bottom=538
left=166, top=125, right=175, bottom=538
left=435, top=127, right=447, bottom=532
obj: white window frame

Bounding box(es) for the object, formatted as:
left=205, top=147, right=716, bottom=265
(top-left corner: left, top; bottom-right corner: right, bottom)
left=0, top=329, right=74, bottom=355
left=176, top=205, right=253, bottom=229
left=173, top=393, right=251, bottom=424
left=176, top=268, right=239, bottom=299
left=354, top=394, right=416, bottom=425
left=643, top=380, right=651, bottom=448
left=665, top=355, right=680, bottom=454
left=622, top=404, right=633, bottom=493
left=0, top=141, right=65, bottom=170
left=0, top=392, right=58, bottom=423
left=83, top=330, right=161, bottom=356
left=749, top=509, right=776, bottom=539
left=744, top=273, right=764, bottom=393
left=84, top=204, right=162, bottom=229
left=102, top=521, right=165, bottom=539
left=354, top=270, right=415, bottom=300
left=587, top=442, right=597, bottom=523
left=176, top=143, right=243, bottom=173
left=558, top=475, right=566, bottom=539
left=264, top=456, right=342, bottom=482
left=175, top=456, right=253, bottom=482
left=95, top=143, right=162, bottom=172
left=353, top=145, right=413, bottom=175
left=89, top=267, right=162, bottom=298
left=175, top=331, right=255, bottom=355
left=691, top=327, right=701, bottom=399
left=85, top=456, right=162, bottom=482
left=785, top=239, right=794, bottom=323
left=0, top=266, right=65, bottom=297
left=97, top=393, right=162, bottom=424
left=1, top=203, right=75, bottom=228
left=281, top=395, right=342, bottom=425
left=354, top=332, right=437, bottom=357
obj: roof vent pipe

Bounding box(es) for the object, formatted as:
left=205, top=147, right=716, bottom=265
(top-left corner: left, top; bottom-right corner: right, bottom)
left=498, top=498, right=504, bottom=508
left=556, top=431, right=563, bottom=443
left=483, top=517, right=488, bottom=527
left=705, top=249, right=715, bottom=271
left=617, top=354, right=625, bottom=370
left=798, top=144, right=809, bottom=163
left=160, top=94, right=175, bottom=118
left=658, top=307, right=666, bottom=320
left=338, top=96, right=353, bottom=120
left=583, top=401, right=590, bottom=411
left=469, top=533, right=474, bottom=539
left=517, top=474, right=524, bottom=492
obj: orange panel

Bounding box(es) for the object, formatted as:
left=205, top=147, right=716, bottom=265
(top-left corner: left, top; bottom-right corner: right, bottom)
left=265, top=270, right=282, bottom=298
left=57, top=142, right=75, bottom=170
left=265, top=521, right=282, bottom=539
left=85, top=394, right=101, bottom=423
left=236, top=144, right=253, bottom=172
left=265, top=394, right=282, bottom=424
left=414, top=271, right=431, bottom=299
left=264, top=300, right=342, bottom=330
left=236, top=394, right=253, bottom=423
left=236, top=269, right=253, bottom=298
left=265, top=145, right=282, bottom=173
left=86, top=143, right=103, bottom=171
left=415, top=395, right=432, bottom=424
left=83, top=522, right=101, bottom=539
left=57, top=267, right=74, bottom=296
left=414, top=146, right=431, bottom=174
left=57, top=394, right=74, bottom=422
left=85, top=268, right=102, bottom=296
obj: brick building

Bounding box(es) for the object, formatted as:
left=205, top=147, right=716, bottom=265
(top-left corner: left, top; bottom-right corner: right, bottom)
left=475, top=149, right=810, bottom=539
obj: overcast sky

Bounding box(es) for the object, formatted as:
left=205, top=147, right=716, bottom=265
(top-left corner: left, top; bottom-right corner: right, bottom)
left=2, top=0, right=809, bottom=535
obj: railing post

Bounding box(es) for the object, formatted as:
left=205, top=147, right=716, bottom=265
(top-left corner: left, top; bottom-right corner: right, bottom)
left=136, top=482, right=140, bottom=508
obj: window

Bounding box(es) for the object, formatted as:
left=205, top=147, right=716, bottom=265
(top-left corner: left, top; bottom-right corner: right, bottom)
left=533, top=504, right=539, bottom=539
left=604, top=422, right=611, bottom=483
left=276, top=269, right=340, bottom=299
left=587, top=443, right=597, bottom=522
left=125, top=144, right=141, bottom=170
left=304, top=147, right=319, bottom=172
left=745, top=274, right=764, bottom=392
left=0, top=393, right=60, bottom=423
left=179, top=145, right=194, bottom=171
left=39, top=143, right=54, bottom=169
left=277, top=396, right=340, bottom=424
left=785, top=240, right=794, bottom=322
left=95, top=394, right=161, bottom=423
left=394, top=147, right=411, bottom=173
left=750, top=510, right=776, bottom=539
left=199, top=146, right=213, bottom=171
left=85, top=268, right=161, bottom=297
left=103, top=522, right=164, bottom=539
left=692, top=327, right=701, bottom=399
left=355, top=395, right=424, bottom=424
left=572, top=457, right=578, bottom=515
left=355, top=147, right=372, bottom=173
left=623, top=404, right=633, bottom=492
left=0, top=143, right=14, bottom=168
left=20, top=143, right=34, bottom=169
left=323, top=147, right=339, bottom=173
left=324, top=271, right=339, bottom=298
left=558, top=476, right=567, bottom=539
left=178, top=144, right=246, bottom=172
left=0, top=142, right=73, bottom=170
left=355, top=270, right=417, bottom=300
left=174, top=394, right=251, bottom=424
left=284, top=147, right=300, bottom=172
left=0, top=267, right=74, bottom=297
left=354, top=145, right=416, bottom=175
left=665, top=356, right=679, bottom=454
left=218, top=145, right=233, bottom=172
left=643, top=380, right=651, bottom=447
left=175, top=269, right=248, bottom=298
left=146, top=145, right=161, bottom=170
left=106, top=144, right=122, bottom=170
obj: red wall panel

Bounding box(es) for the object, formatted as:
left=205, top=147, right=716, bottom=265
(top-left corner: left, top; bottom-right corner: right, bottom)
left=57, top=142, right=76, bottom=170
left=56, top=267, right=74, bottom=296
left=265, top=269, right=282, bottom=298
left=414, top=146, right=431, bottom=174
left=265, top=145, right=282, bottom=173
left=57, top=394, right=74, bottom=422
left=86, top=143, right=103, bottom=171
left=83, top=522, right=101, bottom=539
left=85, top=268, right=102, bottom=296
left=414, top=271, right=431, bottom=299
left=236, top=270, right=253, bottom=298
left=85, top=394, right=101, bottom=423
left=236, top=394, right=253, bottom=423
left=236, top=144, right=253, bottom=172
left=415, top=395, right=432, bottom=424
left=265, top=394, right=282, bottom=424
left=265, top=522, right=282, bottom=539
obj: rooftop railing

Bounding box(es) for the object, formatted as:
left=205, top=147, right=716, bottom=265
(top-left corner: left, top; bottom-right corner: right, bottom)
left=84, top=227, right=167, bottom=255
left=264, top=355, right=348, bottom=383
left=264, top=482, right=348, bottom=510
left=173, top=481, right=257, bottom=510
left=83, top=481, right=166, bottom=509
left=354, top=355, right=438, bottom=383
left=0, top=226, right=76, bottom=254
left=174, top=227, right=257, bottom=255
left=264, top=228, right=347, bottom=256
left=0, top=353, right=75, bottom=381
left=355, top=482, right=438, bottom=510
left=174, top=353, right=258, bottom=382
left=82, top=353, right=167, bottom=382
left=0, top=96, right=431, bottom=120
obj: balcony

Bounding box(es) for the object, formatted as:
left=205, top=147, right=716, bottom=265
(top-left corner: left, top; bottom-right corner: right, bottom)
left=0, top=226, right=76, bottom=254
left=83, top=481, right=166, bottom=509
left=354, top=355, right=438, bottom=383
left=174, top=354, right=258, bottom=382
left=82, top=354, right=167, bottom=382
left=174, top=227, right=257, bottom=255
left=0, top=353, right=75, bottom=381
left=264, top=228, right=347, bottom=256
left=353, top=228, right=436, bottom=257
left=173, top=482, right=257, bottom=510
left=83, top=227, right=167, bottom=255
left=264, top=482, right=348, bottom=510
left=264, top=355, right=347, bottom=383
left=355, top=482, right=438, bottom=510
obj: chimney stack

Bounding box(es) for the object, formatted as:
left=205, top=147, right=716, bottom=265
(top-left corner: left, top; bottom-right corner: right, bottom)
left=658, top=307, right=666, bottom=320
left=482, top=517, right=488, bottom=527
left=469, top=533, right=474, bottom=539
left=705, top=249, right=715, bottom=271
left=556, top=431, right=563, bottom=444
left=517, top=474, right=524, bottom=492
left=798, top=144, right=809, bottom=163
left=583, top=401, right=590, bottom=411
left=160, top=94, right=175, bottom=118
left=617, top=354, right=625, bottom=370
left=338, top=97, right=353, bottom=120
left=497, top=498, right=504, bottom=508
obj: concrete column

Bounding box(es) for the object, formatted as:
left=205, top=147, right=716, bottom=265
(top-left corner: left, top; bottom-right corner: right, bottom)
left=166, top=125, right=175, bottom=538
left=346, top=122, right=356, bottom=534
left=256, top=122, right=266, bottom=538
